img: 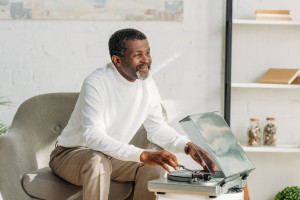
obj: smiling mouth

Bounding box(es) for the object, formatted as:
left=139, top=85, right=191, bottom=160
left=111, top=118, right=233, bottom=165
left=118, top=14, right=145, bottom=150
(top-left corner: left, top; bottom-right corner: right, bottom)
left=136, top=65, right=150, bottom=72
left=138, top=68, right=149, bottom=73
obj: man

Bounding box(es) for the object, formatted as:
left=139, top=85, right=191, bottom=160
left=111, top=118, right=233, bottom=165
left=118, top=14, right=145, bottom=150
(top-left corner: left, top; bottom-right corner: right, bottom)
left=49, top=28, right=229, bottom=200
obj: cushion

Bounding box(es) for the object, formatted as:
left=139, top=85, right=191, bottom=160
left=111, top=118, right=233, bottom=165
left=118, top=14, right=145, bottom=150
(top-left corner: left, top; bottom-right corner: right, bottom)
left=22, top=167, right=133, bottom=200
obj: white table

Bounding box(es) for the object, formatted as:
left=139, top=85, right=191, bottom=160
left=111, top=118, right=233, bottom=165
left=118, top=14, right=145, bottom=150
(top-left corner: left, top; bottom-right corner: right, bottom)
left=156, top=189, right=244, bottom=200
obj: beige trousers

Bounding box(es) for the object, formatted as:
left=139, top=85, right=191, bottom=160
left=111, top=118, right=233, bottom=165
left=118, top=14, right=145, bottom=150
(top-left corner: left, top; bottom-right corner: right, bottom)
left=49, top=146, right=165, bottom=200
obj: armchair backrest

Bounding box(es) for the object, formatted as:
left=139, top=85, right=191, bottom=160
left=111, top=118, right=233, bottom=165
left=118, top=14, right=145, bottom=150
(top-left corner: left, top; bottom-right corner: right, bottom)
left=8, top=93, right=79, bottom=169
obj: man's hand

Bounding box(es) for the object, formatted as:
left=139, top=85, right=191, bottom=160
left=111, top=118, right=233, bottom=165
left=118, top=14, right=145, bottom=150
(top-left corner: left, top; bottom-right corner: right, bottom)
left=140, top=150, right=179, bottom=173
left=186, top=142, right=217, bottom=171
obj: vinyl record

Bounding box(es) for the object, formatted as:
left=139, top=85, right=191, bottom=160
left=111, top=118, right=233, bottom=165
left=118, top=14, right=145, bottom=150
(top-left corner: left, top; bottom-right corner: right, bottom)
left=167, top=169, right=200, bottom=182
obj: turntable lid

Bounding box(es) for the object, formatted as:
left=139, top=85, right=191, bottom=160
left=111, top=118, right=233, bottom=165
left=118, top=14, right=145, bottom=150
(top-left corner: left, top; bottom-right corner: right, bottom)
left=179, top=112, right=255, bottom=179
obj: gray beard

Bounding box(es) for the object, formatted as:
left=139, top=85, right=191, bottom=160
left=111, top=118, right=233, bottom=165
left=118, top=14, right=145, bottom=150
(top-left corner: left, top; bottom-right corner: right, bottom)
left=136, top=70, right=150, bottom=80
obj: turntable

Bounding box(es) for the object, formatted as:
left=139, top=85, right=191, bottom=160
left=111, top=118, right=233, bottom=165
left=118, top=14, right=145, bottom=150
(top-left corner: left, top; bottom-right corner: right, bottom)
left=148, top=112, right=255, bottom=199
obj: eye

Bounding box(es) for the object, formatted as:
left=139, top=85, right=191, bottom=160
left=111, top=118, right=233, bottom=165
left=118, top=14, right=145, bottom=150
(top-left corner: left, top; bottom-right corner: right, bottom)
left=146, top=51, right=150, bottom=55
left=134, top=54, right=141, bottom=57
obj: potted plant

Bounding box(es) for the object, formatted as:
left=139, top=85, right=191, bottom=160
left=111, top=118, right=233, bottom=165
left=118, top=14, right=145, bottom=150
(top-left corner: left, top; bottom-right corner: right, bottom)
left=275, top=186, right=300, bottom=200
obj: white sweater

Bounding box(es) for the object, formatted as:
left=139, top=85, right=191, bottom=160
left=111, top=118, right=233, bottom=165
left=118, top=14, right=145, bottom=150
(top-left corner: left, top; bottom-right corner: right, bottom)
left=58, top=63, right=189, bottom=162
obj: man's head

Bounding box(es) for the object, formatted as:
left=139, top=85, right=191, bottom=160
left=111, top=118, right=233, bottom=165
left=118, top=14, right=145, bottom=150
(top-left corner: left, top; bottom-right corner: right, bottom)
left=109, top=28, right=152, bottom=82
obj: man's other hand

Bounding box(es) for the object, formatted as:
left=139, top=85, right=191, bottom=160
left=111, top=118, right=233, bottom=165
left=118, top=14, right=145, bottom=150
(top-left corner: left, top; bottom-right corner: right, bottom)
left=187, top=142, right=217, bottom=171
left=140, top=150, right=179, bottom=173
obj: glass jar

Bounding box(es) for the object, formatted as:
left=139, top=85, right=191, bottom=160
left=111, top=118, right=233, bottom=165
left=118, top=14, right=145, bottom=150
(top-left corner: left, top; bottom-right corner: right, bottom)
left=263, top=117, right=277, bottom=145
left=247, top=118, right=261, bottom=146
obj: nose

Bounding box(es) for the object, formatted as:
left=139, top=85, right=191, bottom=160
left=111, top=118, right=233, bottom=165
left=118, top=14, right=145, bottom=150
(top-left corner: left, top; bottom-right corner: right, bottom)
left=141, top=53, right=151, bottom=64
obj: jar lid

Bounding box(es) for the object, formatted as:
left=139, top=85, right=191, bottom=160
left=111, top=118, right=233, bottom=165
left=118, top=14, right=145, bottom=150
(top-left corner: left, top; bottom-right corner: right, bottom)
left=250, top=118, right=259, bottom=121
left=266, top=117, right=275, bottom=120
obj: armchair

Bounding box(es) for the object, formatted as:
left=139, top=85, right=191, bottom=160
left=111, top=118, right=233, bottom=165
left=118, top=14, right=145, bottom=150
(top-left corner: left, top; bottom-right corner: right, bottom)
left=0, top=93, right=164, bottom=200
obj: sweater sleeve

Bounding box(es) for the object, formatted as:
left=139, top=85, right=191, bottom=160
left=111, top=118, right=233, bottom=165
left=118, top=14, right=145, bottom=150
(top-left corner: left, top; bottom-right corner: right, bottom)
left=143, top=82, right=189, bottom=154
left=81, top=79, right=144, bottom=162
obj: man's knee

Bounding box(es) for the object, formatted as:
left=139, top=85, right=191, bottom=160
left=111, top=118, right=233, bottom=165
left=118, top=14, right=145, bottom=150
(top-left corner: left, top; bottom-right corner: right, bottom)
left=139, top=164, right=166, bottom=180
left=82, top=151, right=112, bottom=176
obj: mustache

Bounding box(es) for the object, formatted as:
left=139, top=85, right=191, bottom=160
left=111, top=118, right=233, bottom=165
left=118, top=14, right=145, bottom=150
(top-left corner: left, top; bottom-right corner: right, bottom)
left=136, top=64, right=151, bottom=71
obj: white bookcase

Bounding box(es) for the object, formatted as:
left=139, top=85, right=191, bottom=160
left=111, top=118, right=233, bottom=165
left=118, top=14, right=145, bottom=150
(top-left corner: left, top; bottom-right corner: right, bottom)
left=231, top=19, right=300, bottom=153
left=232, top=82, right=300, bottom=89
left=242, top=145, right=300, bottom=152
left=233, top=19, right=300, bottom=26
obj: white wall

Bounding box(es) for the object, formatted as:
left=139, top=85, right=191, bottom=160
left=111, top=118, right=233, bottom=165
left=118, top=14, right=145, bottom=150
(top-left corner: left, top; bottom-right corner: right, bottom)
left=0, top=0, right=226, bottom=177
left=0, top=0, right=226, bottom=197
left=0, top=0, right=227, bottom=195
left=247, top=152, right=300, bottom=200
left=233, top=0, right=300, bottom=199
left=0, top=0, right=226, bottom=128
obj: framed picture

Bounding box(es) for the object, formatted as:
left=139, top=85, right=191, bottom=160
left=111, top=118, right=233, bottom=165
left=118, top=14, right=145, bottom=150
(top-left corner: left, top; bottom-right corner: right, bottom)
left=0, top=0, right=183, bottom=21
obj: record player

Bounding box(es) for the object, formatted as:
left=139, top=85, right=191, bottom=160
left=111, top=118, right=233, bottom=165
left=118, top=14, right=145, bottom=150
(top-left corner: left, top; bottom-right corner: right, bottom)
left=148, top=112, right=255, bottom=199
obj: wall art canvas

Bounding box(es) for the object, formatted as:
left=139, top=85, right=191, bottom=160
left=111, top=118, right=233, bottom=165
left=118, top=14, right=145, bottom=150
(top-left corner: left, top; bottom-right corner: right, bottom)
left=0, top=0, right=183, bottom=21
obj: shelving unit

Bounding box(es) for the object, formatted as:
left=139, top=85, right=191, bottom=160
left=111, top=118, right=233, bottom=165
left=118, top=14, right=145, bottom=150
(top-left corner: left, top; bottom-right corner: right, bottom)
left=229, top=3, right=300, bottom=199
left=228, top=18, right=300, bottom=148
left=225, top=18, right=300, bottom=123
left=243, top=145, right=300, bottom=153
left=233, top=19, right=300, bottom=25
left=232, top=83, right=300, bottom=89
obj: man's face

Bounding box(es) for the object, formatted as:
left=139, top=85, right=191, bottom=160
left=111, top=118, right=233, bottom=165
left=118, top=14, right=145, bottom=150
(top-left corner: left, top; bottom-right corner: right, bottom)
left=115, top=39, right=152, bottom=82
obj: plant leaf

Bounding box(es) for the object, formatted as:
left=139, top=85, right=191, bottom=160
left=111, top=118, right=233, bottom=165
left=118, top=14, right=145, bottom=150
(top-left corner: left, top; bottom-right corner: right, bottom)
left=0, top=123, right=10, bottom=135
left=0, top=97, right=12, bottom=106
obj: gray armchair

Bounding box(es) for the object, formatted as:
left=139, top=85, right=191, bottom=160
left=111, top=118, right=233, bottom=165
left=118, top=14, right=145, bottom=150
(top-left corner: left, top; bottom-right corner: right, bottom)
left=0, top=93, right=164, bottom=200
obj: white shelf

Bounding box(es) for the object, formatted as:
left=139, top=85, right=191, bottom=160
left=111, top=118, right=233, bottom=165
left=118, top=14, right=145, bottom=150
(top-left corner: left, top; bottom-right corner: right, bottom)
left=232, top=82, right=300, bottom=89
left=243, top=145, right=300, bottom=153
left=233, top=19, right=300, bottom=25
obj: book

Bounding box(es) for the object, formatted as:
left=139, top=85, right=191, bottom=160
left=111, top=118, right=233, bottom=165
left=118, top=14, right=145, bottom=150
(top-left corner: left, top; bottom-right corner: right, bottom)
left=255, top=10, right=292, bottom=21
left=292, top=76, right=300, bottom=84
left=255, top=13, right=291, bottom=18
left=258, top=68, right=300, bottom=84
left=255, top=10, right=291, bottom=15
left=256, top=16, right=292, bottom=21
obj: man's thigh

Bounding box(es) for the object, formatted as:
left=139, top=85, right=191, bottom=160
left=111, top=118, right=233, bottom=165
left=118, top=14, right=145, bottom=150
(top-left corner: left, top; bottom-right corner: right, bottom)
left=109, top=158, right=165, bottom=182
left=49, top=146, right=111, bottom=186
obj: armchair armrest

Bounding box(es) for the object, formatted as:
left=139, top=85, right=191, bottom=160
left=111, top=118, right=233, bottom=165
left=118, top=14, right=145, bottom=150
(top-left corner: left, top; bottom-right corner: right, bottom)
left=0, top=132, right=35, bottom=200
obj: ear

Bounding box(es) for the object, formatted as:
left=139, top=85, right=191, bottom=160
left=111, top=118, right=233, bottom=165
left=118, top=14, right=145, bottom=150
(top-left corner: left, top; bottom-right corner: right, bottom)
left=112, top=55, right=121, bottom=67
